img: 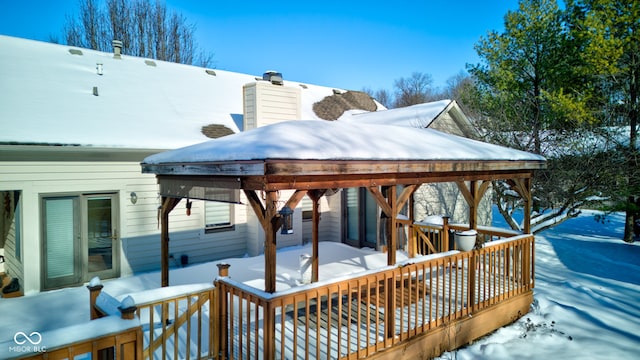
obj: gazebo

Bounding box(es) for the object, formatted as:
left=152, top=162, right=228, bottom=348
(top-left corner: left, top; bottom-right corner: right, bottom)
left=141, top=119, right=545, bottom=359
left=142, top=120, right=544, bottom=290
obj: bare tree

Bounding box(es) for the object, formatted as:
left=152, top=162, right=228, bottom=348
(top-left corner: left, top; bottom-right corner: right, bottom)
left=393, top=72, right=436, bottom=107
left=62, top=0, right=213, bottom=67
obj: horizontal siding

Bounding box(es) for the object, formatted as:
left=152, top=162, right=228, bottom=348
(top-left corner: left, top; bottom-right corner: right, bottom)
left=319, top=191, right=342, bottom=242
left=0, top=161, right=250, bottom=287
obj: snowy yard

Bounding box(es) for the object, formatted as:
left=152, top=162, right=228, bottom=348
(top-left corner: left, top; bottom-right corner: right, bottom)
left=0, top=210, right=638, bottom=359
left=439, top=210, right=640, bottom=360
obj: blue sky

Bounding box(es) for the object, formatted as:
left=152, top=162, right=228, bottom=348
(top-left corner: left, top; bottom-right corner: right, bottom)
left=0, top=0, right=518, bottom=91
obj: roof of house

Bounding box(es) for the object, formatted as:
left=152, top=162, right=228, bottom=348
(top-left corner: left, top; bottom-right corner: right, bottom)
left=0, top=35, right=375, bottom=150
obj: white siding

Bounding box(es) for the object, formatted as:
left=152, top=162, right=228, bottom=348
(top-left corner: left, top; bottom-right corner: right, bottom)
left=0, top=160, right=249, bottom=294
left=319, top=191, right=343, bottom=243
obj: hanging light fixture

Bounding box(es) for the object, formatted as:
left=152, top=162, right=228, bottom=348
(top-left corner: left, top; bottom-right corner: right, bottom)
left=279, top=206, right=294, bottom=235
left=186, top=199, right=192, bottom=216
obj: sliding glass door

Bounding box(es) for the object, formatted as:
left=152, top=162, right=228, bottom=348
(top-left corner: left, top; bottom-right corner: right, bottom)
left=344, top=188, right=379, bottom=249
left=42, top=194, right=119, bottom=290
left=43, top=197, right=81, bottom=289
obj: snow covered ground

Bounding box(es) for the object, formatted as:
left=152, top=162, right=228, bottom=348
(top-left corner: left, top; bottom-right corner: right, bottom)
left=439, top=210, right=640, bottom=360
left=0, top=210, right=638, bottom=359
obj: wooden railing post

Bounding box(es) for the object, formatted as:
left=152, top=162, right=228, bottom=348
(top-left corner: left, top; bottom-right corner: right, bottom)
left=264, top=300, right=276, bottom=360
left=217, top=263, right=231, bottom=277
left=469, top=251, right=477, bottom=312
left=409, top=224, right=416, bottom=257
left=216, top=264, right=230, bottom=360
left=442, top=216, right=450, bottom=252
left=120, top=305, right=138, bottom=320
left=87, top=283, right=104, bottom=320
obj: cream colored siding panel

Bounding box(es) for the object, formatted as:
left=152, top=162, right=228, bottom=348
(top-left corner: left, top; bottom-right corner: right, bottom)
left=243, top=81, right=302, bottom=130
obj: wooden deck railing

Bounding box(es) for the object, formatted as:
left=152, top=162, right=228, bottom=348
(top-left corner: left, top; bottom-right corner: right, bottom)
left=134, top=285, right=216, bottom=360
left=411, top=220, right=522, bottom=256
left=11, top=323, right=143, bottom=360
left=216, top=233, right=535, bottom=360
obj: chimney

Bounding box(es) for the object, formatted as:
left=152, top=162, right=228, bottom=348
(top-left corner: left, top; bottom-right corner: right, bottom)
left=112, top=40, right=123, bottom=59
left=243, top=71, right=301, bottom=130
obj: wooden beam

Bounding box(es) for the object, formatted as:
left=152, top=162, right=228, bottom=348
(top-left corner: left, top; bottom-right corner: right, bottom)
left=243, top=189, right=266, bottom=229
left=395, top=184, right=417, bottom=217
left=284, top=189, right=307, bottom=210
left=456, top=180, right=491, bottom=230
left=368, top=186, right=392, bottom=217
left=250, top=170, right=536, bottom=191
left=456, top=181, right=473, bottom=206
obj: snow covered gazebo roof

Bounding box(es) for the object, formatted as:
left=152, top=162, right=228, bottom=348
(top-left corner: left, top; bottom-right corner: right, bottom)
left=141, top=120, right=546, bottom=190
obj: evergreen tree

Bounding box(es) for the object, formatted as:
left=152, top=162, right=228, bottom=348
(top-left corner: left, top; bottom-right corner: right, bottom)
left=567, top=0, right=640, bottom=241
left=467, top=0, right=610, bottom=232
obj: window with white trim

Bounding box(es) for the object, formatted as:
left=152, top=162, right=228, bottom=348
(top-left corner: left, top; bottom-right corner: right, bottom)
left=205, top=201, right=234, bottom=233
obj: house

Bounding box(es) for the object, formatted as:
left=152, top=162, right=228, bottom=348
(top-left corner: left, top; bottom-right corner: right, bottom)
left=0, top=35, right=481, bottom=296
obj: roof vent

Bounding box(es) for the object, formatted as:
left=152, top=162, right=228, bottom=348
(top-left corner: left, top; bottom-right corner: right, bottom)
left=262, top=71, right=283, bottom=85
left=112, top=40, right=123, bottom=59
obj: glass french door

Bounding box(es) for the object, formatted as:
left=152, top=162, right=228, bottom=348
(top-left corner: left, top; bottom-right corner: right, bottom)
left=344, top=188, right=379, bottom=248
left=86, top=195, right=118, bottom=279
left=42, top=194, right=119, bottom=290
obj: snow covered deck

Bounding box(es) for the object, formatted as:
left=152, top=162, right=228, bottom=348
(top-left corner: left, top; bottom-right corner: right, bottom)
left=214, top=232, right=533, bottom=360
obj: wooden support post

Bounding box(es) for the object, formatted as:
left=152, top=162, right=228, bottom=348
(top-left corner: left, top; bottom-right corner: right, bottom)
left=161, top=198, right=170, bottom=288
left=469, top=180, right=477, bottom=230
left=386, top=186, right=398, bottom=340
left=523, top=177, right=532, bottom=234
left=308, top=190, right=325, bottom=283
left=265, top=191, right=278, bottom=294
left=160, top=196, right=181, bottom=287
left=87, top=283, right=104, bottom=320
left=409, top=192, right=416, bottom=258
left=387, top=186, right=397, bottom=266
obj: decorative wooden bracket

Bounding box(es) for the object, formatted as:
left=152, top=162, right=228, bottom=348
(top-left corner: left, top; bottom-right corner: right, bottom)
left=456, top=180, right=491, bottom=229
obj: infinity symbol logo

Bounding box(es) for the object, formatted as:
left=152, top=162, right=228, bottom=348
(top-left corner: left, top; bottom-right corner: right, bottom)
left=14, top=331, right=42, bottom=345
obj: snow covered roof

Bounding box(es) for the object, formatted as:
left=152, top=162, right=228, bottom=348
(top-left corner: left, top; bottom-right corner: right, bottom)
left=340, top=99, right=453, bottom=127
left=142, top=120, right=546, bottom=176
left=0, top=36, right=344, bottom=149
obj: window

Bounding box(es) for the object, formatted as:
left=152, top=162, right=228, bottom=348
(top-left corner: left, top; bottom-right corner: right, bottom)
left=205, top=201, right=234, bottom=233
left=301, top=197, right=313, bottom=221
